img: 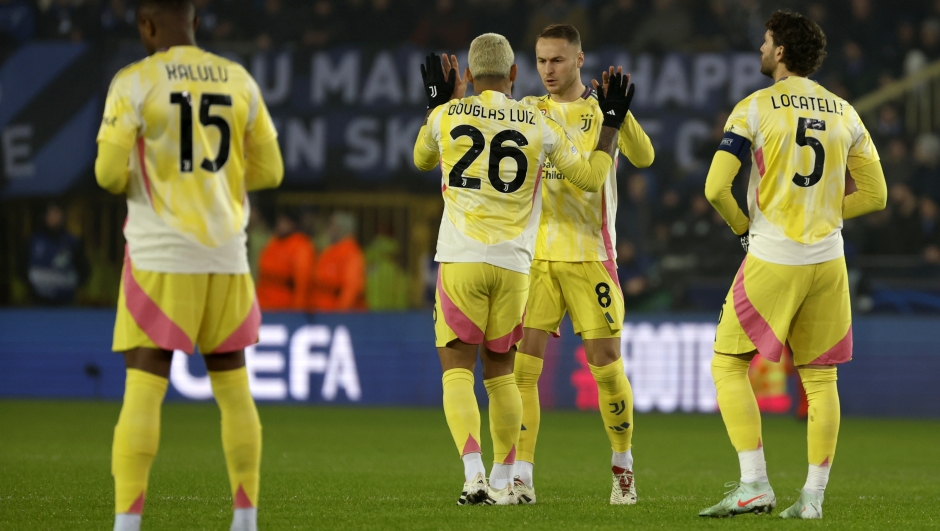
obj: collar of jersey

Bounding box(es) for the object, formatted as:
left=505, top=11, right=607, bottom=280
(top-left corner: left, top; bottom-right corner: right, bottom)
left=477, top=90, right=512, bottom=102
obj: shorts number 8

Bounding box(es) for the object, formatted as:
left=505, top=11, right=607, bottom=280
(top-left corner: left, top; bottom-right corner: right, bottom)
left=595, top=282, right=612, bottom=308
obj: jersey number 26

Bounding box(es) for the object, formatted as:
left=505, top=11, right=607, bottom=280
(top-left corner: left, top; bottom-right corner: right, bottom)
left=448, top=125, right=529, bottom=194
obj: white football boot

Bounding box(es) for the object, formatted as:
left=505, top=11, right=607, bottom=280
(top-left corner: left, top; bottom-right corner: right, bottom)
left=779, top=489, right=824, bottom=519
left=513, top=477, right=536, bottom=505
left=457, top=472, right=489, bottom=505
left=610, top=466, right=637, bottom=505
left=485, top=481, right=517, bottom=505
left=699, top=480, right=776, bottom=517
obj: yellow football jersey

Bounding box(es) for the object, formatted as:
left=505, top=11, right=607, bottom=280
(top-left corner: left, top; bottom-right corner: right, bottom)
left=521, top=90, right=654, bottom=262
left=723, top=76, right=879, bottom=265
left=97, top=46, right=277, bottom=273
left=414, top=90, right=611, bottom=274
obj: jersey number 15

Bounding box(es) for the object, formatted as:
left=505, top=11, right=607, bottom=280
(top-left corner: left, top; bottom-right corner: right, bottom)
left=170, top=92, right=232, bottom=173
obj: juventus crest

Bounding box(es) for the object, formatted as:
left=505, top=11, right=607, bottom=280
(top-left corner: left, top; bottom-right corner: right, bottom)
left=580, top=113, right=594, bottom=132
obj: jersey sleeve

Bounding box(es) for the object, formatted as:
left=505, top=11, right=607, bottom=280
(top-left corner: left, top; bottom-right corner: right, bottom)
left=246, top=75, right=278, bottom=147
left=723, top=94, right=756, bottom=142
left=542, top=115, right=611, bottom=192
left=846, top=105, right=880, bottom=171
left=617, top=111, right=655, bottom=168
left=413, top=106, right=444, bottom=171
left=541, top=116, right=583, bottom=170
left=96, top=71, right=140, bottom=150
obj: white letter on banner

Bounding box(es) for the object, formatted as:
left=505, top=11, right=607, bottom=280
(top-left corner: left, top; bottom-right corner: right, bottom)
left=729, top=53, right=764, bottom=103
left=654, top=323, right=680, bottom=413
left=289, top=325, right=331, bottom=400
left=245, top=324, right=288, bottom=400
left=3, top=125, right=35, bottom=179
left=653, top=55, right=689, bottom=107
left=345, top=118, right=381, bottom=170
left=629, top=322, right=656, bottom=413
left=362, top=52, right=403, bottom=104
left=170, top=350, right=213, bottom=400
left=692, top=53, right=728, bottom=105
left=386, top=117, right=423, bottom=170
left=286, top=118, right=326, bottom=171
left=252, top=51, right=291, bottom=105
left=311, top=51, right=359, bottom=104
left=321, top=326, right=361, bottom=401
left=678, top=323, right=700, bottom=412
left=697, top=324, right=718, bottom=412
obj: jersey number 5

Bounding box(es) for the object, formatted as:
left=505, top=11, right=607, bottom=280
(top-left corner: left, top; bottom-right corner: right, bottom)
left=170, top=92, right=232, bottom=173
left=449, top=125, right=529, bottom=194
left=792, top=117, right=826, bottom=188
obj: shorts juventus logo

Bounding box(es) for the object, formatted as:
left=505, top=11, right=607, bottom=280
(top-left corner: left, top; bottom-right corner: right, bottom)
left=609, top=400, right=626, bottom=415
left=580, top=113, right=594, bottom=132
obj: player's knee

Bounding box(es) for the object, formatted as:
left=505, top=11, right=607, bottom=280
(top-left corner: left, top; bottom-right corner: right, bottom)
left=711, top=352, right=753, bottom=379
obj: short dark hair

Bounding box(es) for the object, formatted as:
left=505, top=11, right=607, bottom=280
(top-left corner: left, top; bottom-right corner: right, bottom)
left=138, top=0, right=194, bottom=15
left=537, top=24, right=581, bottom=47
left=765, top=10, right=827, bottom=76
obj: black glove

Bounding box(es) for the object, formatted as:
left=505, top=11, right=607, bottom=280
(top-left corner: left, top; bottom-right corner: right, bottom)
left=597, top=72, right=635, bottom=129
left=420, top=53, right=455, bottom=110
left=739, top=231, right=749, bottom=253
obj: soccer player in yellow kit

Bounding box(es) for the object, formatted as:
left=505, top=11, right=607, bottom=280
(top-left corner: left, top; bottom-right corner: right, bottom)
left=413, top=33, right=634, bottom=505
left=95, top=1, right=283, bottom=530
left=513, top=24, right=654, bottom=505
left=699, top=11, right=886, bottom=519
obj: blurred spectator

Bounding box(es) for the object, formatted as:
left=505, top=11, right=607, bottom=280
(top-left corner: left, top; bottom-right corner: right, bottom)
left=364, top=234, right=408, bottom=310
left=359, top=0, right=409, bottom=46
left=310, top=211, right=366, bottom=312
left=20, top=202, right=89, bottom=305
left=193, top=0, right=243, bottom=42
left=594, top=0, right=641, bottom=48
left=468, top=0, right=525, bottom=47
left=98, top=0, right=136, bottom=42
left=256, top=210, right=316, bottom=311
left=864, top=183, right=923, bottom=255
left=301, top=0, right=345, bottom=50
left=920, top=197, right=940, bottom=264
left=617, top=172, right=654, bottom=257
left=616, top=239, right=667, bottom=311
left=39, top=0, right=94, bottom=42
left=846, top=0, right=882, bottom=54
left=0, top=0, right=36, bottom=51
left=629, top=0, right=691, bottom=53
left=880, top=138, right=914, bottom=187
left=688, top=0, right=752, bottom=52
left=412, top=0, right=469, bottom=50
left=836, top=40, right=879, bottom=98
left=524, top=0, right=592, bottom=49
left=873, top=105, right=904, bottom=144
left=247, top=204, right=272, bottom=283
left=912, top=133, right=940, bottom=203
left=252, top=0, right=298, bottom=50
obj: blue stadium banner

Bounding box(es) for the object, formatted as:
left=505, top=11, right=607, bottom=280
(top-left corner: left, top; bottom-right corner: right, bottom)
left=0, top=43, right=102, bottom=198
left=1, top=44, right=768, bottom=196
left=1, top=310, right=939, bottom=417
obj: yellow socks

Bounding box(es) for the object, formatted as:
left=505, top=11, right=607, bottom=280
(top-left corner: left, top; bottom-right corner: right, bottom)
left=442, top=369, right=482, bottom=457
left=589, top=358, right=634, bottom=454
left=484, top=373, right=523, bottom=490
left=112, top=369, right=168, bottom=515
left=209, top=367, right=262, bottom=509
left=712, top=353, right=763, bottom=452
left=513, top=352, right=543, bottom=465
left=799, top=367, right=839, bottom=468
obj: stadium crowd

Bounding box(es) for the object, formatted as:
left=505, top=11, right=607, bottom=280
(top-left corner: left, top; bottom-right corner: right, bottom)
left=2, top=0, right=939, bottom=311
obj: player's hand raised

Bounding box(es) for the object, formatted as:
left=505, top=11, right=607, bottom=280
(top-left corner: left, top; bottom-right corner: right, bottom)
left=592, top=66, right=635, bottom=130
left=421, top=53, right=459, bottom=110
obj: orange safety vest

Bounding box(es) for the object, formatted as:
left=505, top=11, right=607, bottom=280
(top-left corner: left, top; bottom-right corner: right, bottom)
left=256, top=232, right=315, bottom=311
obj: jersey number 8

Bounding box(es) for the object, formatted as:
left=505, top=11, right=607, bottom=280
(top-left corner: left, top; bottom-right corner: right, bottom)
left=792, top=117, right=826, bottom=188
left=170, top=91, right=232, bottom=173
left=448, top=125, right=529, bottom=194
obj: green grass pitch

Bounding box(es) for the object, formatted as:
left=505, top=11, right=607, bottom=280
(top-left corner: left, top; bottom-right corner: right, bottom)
left=1, top=401, right=938, bottom=530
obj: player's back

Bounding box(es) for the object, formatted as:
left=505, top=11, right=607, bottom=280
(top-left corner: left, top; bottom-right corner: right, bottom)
left=428, top=90, right=559, bottom=272
left=100, top=46, right=276, bottom=272
left=731, top=77, right=878, bottom=264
